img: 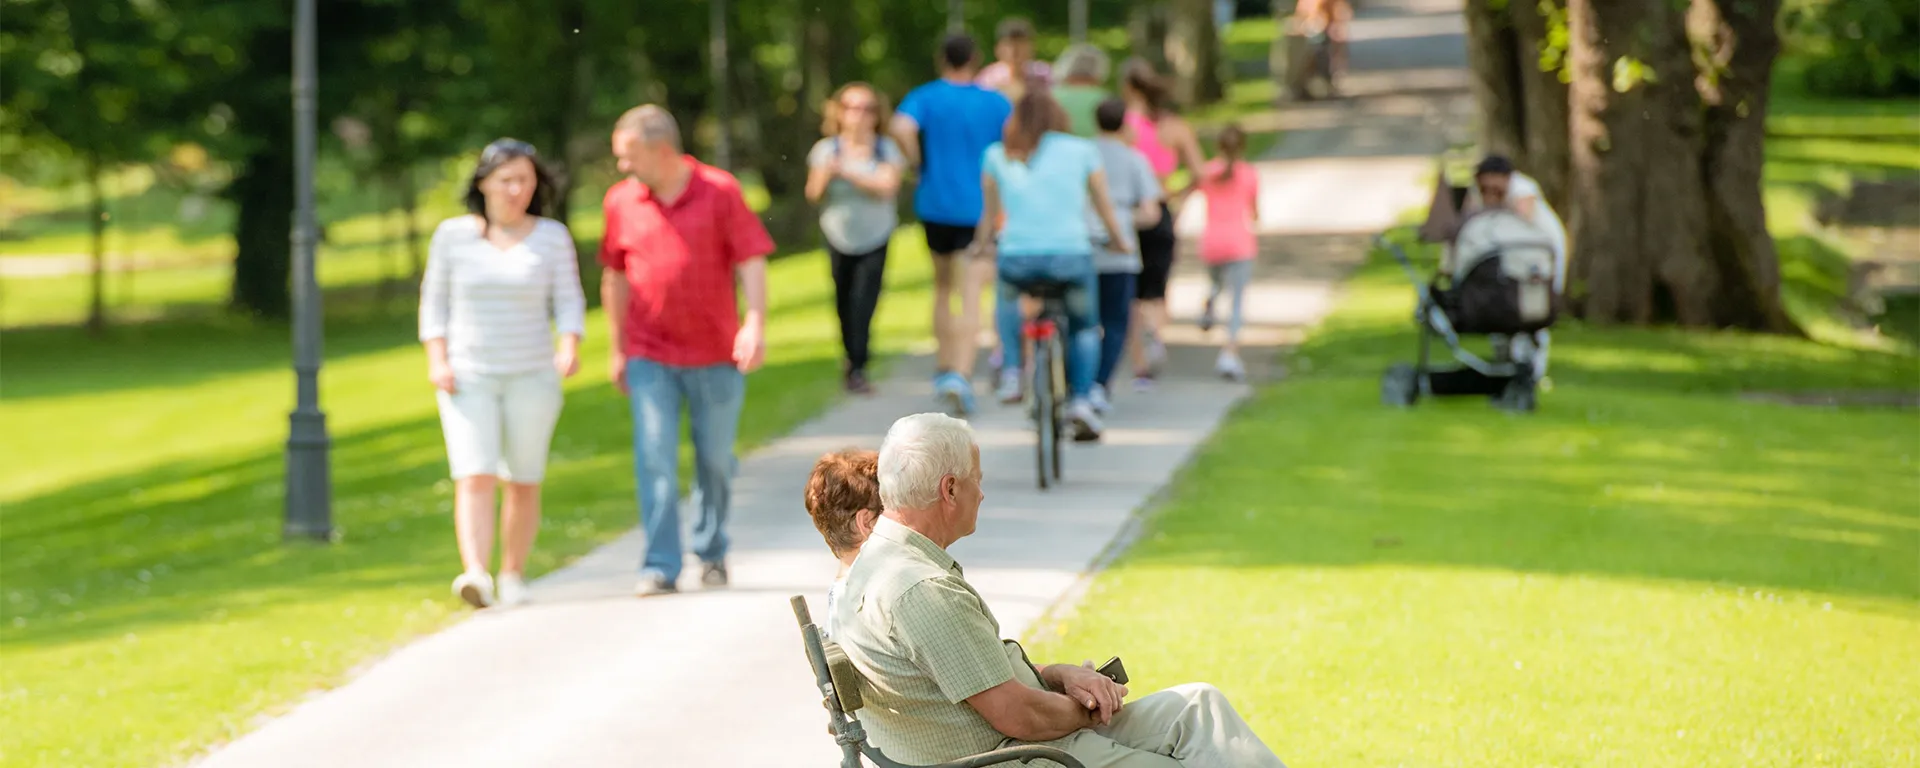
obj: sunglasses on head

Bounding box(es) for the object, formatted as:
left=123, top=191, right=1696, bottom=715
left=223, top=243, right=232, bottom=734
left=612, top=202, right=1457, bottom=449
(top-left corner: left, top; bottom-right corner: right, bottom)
left=481, top=139, right=537, bottom=163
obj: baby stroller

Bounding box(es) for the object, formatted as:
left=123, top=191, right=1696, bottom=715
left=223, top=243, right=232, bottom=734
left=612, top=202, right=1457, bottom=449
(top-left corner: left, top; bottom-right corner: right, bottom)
left=1377, top=203, right=1561, bottom=413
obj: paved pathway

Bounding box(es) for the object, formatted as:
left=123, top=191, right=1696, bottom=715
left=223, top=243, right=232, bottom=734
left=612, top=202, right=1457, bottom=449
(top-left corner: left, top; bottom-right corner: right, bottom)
left=189, top=2, right=1467, bottom=765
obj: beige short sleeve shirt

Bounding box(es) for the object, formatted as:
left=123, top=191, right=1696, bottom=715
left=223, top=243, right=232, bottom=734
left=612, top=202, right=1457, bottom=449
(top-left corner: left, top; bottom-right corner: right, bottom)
left=830, top=517, right=1047, bottom=763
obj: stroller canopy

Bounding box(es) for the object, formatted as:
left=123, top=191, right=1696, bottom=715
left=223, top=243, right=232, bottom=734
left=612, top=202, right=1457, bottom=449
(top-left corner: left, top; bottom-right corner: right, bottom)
left=1451, top=208, right=1558, bottom=287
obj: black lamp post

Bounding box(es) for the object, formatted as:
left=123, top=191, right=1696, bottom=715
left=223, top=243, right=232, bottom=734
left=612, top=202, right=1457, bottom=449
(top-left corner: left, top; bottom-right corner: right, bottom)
left=285, top=0, right=333, bottom=542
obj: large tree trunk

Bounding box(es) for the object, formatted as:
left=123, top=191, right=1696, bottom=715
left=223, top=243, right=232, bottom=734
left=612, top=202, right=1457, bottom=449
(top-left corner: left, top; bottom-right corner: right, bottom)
left=544, top=0, right=588, bottom=225
left=1465, top=0, right=1527, bottom=163
left=230, top=146, right=295, bottom=319
left=1566, top=0, right=1713, bottom=326
left=229, top=21, right=294, bottom=319
left=1511, top=0, right=1571, bottom=210
left=1693, top=0, right=1794, bottom=331
left=1167, top=0, right=1227, bottom=106
left=1131, top=2, right=1173, bottom=75
left=734, top=5, right=816, bottom=250
left=402, top=167, right=421, bottom=279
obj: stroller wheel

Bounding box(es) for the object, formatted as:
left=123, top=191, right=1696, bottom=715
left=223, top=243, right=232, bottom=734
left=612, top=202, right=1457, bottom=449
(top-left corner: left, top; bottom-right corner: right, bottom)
left=1381, top=364, right=1420, bottom=407
left=1497, top=375, right=1538, bottom=413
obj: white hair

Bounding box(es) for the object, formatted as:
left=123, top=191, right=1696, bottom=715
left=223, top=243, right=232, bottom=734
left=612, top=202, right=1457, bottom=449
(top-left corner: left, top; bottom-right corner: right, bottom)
left=878, top=413, right=977, bottom=511
left=1056, top=43, right=1111, bottom=84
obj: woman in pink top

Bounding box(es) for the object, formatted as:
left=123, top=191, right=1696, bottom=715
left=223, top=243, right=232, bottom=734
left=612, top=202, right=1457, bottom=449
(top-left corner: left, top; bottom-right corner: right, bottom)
left=1196, top=126, right=1260, bottom=381
left=1120, top=58, right=1209, bottom=391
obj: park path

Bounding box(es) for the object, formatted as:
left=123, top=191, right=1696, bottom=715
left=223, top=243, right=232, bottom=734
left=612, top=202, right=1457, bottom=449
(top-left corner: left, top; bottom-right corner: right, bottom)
left=187, top=2, right=1468, bottom=765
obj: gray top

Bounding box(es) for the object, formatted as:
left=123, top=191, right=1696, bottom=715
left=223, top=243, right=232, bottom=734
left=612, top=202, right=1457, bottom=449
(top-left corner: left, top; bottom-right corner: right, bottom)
left=809, top=136, right=905, bottom=254
left=418, top=216, right=587, bottom=374
left=1087, top=137, right=1163, bottom=274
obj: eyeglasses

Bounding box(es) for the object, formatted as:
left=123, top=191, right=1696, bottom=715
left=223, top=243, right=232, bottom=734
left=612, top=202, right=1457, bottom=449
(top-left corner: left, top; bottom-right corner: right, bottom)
left=841, top=102, right=875, bottom=113
left=481, top=138, right=538, bottom=163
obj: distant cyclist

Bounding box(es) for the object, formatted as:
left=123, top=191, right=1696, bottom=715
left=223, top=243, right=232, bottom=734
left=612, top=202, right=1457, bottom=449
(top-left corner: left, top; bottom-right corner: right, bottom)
left=978, top=87, right=1130, bottom=441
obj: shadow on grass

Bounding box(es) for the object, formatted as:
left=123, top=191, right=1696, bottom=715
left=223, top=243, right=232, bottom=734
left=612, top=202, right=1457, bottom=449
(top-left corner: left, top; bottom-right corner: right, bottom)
left=0, top=350, right=846, bottom=651
left=1120, top=254, right=1920, bottom=610
left=1128, top=377, right=1920, bottom=607
left=0, top=309, right=425, bottom=402
left=1, top=245, right=934, bottom=402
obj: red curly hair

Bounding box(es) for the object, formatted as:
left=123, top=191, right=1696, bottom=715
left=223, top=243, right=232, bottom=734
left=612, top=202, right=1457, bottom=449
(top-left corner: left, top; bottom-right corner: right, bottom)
left=803, top=449, right=882, bottom=558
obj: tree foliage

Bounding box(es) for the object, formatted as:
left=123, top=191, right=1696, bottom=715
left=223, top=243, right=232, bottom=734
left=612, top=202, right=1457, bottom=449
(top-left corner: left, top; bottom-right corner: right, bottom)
left=4, top=0, right=1229, bottom=319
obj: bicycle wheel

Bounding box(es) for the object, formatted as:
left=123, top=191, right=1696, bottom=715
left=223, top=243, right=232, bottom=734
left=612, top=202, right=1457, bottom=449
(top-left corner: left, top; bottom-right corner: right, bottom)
left=1032, top=337, right=1056, bottom=490
left=1048, top=335, right=1065, bottom=481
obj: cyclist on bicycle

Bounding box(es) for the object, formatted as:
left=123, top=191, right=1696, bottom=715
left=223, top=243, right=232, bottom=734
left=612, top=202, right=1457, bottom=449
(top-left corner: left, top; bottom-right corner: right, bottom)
left=976, top=87, right=1131, bottom=441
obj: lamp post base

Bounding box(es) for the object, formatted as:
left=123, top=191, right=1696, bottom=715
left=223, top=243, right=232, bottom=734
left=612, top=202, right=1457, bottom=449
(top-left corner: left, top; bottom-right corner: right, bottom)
left=284, top=409, right=333, bottom=541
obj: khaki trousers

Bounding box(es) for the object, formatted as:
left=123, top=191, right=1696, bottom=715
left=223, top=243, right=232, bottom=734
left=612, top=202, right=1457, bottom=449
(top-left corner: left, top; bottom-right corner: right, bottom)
left=1010, top=683, right=1288, bottom=768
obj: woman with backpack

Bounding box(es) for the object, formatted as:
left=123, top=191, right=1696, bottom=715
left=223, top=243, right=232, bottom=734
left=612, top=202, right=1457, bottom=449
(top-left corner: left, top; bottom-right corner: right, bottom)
left=807, top=82, right=906, bottom=395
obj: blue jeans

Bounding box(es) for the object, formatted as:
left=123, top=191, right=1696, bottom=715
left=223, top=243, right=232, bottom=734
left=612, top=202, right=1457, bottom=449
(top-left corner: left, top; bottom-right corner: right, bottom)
left=1096, top=272, right=1136, bottom=389
left=626, top=358, right=744, bottom=580
left=997, top=254, right=1100, bottom=399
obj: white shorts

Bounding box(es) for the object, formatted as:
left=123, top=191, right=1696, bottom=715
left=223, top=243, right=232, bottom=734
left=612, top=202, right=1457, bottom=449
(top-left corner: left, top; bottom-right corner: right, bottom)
left=436, top=367, right=564, bottom=483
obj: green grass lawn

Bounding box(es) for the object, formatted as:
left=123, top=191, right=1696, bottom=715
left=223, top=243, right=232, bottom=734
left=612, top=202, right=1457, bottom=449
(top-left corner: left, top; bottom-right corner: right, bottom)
left=1761, top=57, right=1920, bottom=349
left=0, top=230, right=937, bottom=768
left=1025, top=241, right=1920, bottom=767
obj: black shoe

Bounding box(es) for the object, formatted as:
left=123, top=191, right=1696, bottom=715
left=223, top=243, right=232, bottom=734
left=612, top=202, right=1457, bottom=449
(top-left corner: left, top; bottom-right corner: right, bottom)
left=701, top=561, right=730, bottom=588
left=634, top=573, right=678, bottom=598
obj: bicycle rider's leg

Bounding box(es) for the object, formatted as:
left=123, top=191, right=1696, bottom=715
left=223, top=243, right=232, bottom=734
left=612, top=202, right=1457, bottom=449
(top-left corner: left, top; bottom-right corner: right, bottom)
left=994, top=258, right=1035, bottom=402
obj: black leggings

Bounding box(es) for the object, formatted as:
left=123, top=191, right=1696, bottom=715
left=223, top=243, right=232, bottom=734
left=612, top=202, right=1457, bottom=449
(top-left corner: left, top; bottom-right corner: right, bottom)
left=1135, top=202, right=1176, bottom=301
left=831, top=242, right=889, bottom=373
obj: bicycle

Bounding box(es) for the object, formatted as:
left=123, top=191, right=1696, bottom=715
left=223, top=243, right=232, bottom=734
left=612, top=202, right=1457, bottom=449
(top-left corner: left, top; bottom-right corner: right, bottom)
left=1016, top=280, right=1073, bottom=491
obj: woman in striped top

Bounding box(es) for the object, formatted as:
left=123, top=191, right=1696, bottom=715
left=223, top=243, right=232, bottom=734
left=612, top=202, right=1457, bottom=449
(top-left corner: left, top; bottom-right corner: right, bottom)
left=419, top=138, right=587, bottom=609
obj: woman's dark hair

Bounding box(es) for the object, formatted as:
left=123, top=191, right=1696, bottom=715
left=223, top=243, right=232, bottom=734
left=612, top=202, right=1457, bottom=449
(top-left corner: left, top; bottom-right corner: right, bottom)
left=1214, top=124, right=1247, bottom=181
left=1002, top=86, right=1071, bottom=162
left=1122, top=57, right=1177, bottom=118
left=1475, top=154, right=1516, bottom=177
left=465, top=138, right=558, bottom=234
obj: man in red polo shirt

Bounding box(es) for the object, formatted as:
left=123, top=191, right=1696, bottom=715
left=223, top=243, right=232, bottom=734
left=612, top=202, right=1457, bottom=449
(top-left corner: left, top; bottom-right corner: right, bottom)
left=599, top=105, right=774, bottom=597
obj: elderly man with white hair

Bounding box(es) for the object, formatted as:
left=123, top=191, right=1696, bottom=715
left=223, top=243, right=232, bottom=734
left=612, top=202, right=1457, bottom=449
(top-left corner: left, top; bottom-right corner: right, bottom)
left=830, top=413, right=1289, bottom=767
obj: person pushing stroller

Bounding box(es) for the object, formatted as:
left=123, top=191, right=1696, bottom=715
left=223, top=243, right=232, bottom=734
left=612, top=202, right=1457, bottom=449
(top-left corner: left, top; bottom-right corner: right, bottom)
left=1381, top=154, right=1566, bottom=412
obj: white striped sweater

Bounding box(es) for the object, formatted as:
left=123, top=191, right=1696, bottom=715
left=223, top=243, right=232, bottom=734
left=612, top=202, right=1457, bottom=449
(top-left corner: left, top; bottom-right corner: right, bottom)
left=418, top=216, right=587, bottom=374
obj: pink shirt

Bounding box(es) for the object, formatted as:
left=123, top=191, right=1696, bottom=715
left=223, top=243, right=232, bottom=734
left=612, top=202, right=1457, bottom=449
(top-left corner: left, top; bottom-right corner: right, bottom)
left=1198, top=160, right=1259, bottom=263
left=1125, top=110, right=1178, bottom=177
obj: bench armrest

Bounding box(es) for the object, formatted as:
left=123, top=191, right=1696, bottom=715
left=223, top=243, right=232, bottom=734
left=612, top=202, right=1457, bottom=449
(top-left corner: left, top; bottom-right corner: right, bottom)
left=922, top=744, right=1087, bottom=768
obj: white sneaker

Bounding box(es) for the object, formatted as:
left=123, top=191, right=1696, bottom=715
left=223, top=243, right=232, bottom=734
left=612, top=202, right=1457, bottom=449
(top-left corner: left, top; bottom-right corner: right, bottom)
left=1216, top=352, right=1246, bottom=382
left=496, top=573, right=528, bottom=608
left=1066, top=398, right=1104, bottom=442
left=996, top=369, right=1023, bottom=404
left=1088, top=384, right=1112, bottom=415
left=452, top=571, right=495, bottom=609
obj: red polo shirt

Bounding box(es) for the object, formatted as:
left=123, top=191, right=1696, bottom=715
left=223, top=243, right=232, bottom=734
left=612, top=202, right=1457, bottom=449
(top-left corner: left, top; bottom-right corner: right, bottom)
left=598, top=157, right=775, bottom=367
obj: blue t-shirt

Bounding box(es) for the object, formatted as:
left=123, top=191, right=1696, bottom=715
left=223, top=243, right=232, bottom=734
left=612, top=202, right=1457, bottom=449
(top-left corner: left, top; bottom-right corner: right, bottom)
left=983, top=133, right=1103, bottom=257
left=896, top=79, right=1012, bottom=227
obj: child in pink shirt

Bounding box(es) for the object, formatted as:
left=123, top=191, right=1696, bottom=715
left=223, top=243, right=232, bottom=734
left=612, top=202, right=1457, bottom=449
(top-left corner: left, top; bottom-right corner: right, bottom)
left=1196, top=125, right=1260, bottom=380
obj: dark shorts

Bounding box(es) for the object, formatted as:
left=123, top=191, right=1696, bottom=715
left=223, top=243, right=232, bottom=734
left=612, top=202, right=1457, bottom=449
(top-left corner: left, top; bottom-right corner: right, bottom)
left=923, top=222, right=977, bottom=257
left=1135, top=202, right=1176, bottom=300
